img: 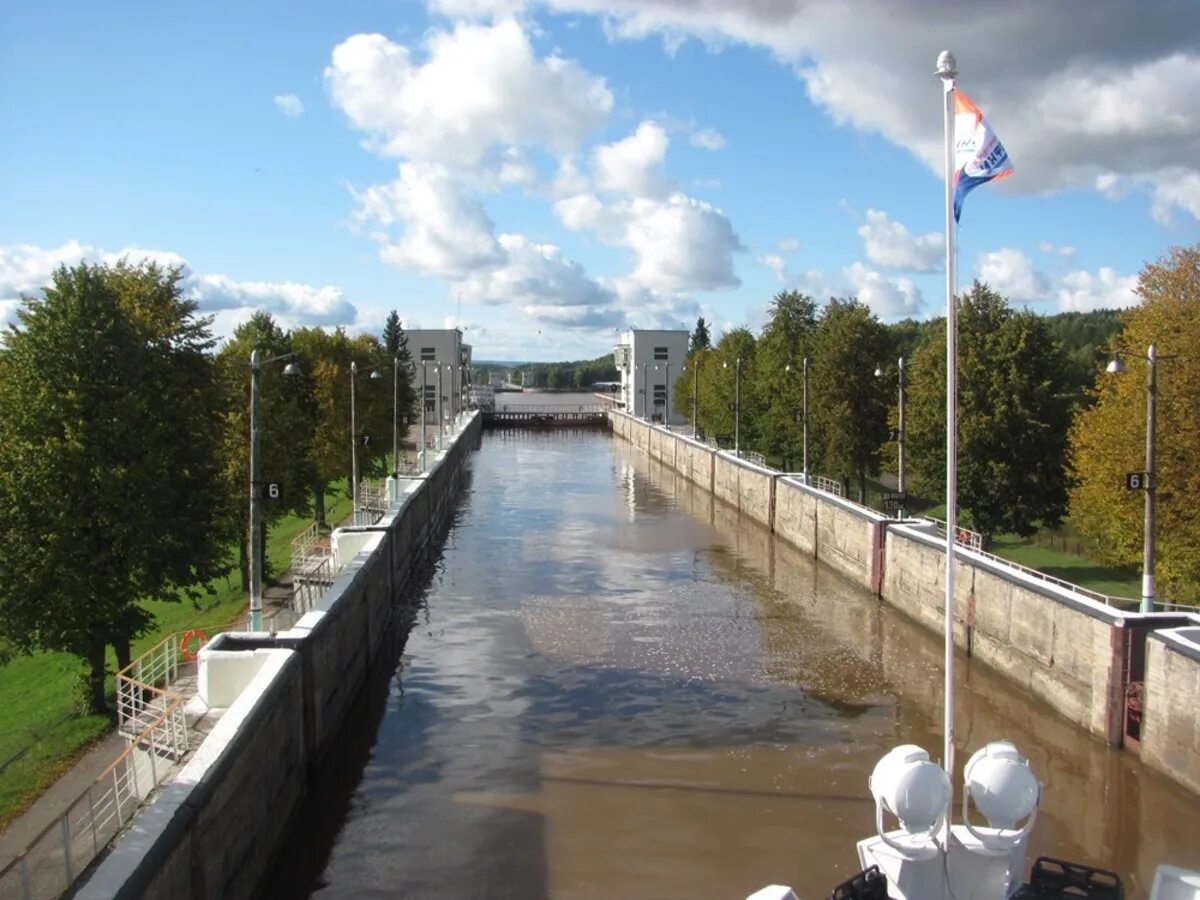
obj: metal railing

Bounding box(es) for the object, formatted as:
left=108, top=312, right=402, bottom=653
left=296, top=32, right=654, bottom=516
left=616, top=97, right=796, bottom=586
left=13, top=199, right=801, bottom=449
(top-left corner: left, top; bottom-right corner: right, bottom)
left=493, top=404, right=607, bottom=414
left=289, top=521, right=321, bottom=573
left=0, top=700, right=188, bottom=900
left=811, top=475, right=845, bottom=498
left=293, top=552, right=336, bottom=615
left=115, top=633, right=185, bottom=740
left=354, top=481, right=389, bottom=526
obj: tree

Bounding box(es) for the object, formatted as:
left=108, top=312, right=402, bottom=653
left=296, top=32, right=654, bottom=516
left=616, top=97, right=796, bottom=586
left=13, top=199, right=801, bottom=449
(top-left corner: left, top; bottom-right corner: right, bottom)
left=809, top=298, right=890, bottom=501
left=216, top=312, right=317, bottom=588
left=690, top=316, right=712, bottom=352
left=752, top=291, right=818, bottom=466
left=695, top=328, right=757, bottom=448
left=1070, top=244, right=1200, bottom=604
left=0, top=261, right=227, bottom=711
left=906, top=282, right=1073, bottom=535
left=382, top=310, right=404, bottom=358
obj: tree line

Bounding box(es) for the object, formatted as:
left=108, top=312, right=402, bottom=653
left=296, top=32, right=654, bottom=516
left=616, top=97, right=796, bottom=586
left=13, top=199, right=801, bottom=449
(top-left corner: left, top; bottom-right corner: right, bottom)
left=673, top=245, right=1198, bottom=605
left=0, top=262, right=419, bottom=711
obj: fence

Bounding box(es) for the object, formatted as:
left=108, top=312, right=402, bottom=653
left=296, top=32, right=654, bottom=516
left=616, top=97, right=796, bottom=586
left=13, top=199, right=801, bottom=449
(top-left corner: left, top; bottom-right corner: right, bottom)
left=354, top=481, right=389, bottom=526
left=0, top=698, right=188, bottom=900
left=293, top=552, right=336, bottom=615
left=811, top=475, right=845, bottom=498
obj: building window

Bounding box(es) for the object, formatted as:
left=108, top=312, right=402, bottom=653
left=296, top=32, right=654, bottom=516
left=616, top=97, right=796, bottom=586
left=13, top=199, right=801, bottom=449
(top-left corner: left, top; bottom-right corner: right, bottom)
left=421, top=347, right=436, bottom=361
left=653, top=386, right=667, bottom=405
left=424, top=384, right=436, bottom=412
left=654, top=346, right=668, bottom=360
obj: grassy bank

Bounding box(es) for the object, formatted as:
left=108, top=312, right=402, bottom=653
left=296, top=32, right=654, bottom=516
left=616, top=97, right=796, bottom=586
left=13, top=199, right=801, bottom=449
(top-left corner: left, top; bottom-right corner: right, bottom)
left=0, top=493, right=350, bottom=831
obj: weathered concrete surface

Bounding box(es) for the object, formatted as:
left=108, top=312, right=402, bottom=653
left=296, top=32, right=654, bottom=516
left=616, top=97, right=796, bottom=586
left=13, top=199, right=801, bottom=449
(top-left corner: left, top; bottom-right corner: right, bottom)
left=609, top=409, right=1200, bottom=795
left=74, top=413, right=482, bottom=900
left=1142, top=628, right=1200, bottom=795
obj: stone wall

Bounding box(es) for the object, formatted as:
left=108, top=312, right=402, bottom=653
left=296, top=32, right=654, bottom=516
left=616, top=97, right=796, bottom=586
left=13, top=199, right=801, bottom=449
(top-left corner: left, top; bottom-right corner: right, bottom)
left=1141, top=628, right=1200, bottom=795
left=609, top=409, right=1200, bottom=794
left=76, top=413, right=482, bottom=899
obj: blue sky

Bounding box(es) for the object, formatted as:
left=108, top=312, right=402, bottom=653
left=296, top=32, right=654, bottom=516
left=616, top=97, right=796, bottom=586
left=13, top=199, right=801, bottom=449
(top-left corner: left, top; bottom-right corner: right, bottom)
left=3, top=0, right=1198, bottom=360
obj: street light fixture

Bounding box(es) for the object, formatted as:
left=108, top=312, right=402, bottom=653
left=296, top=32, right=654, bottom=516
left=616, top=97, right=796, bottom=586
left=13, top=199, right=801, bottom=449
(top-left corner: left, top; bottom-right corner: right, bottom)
left=876, top=357, right=907, bottom=517
left=723, top=357, right=741, bottom=456
left=249, top=349, right=301, bottom=631
left=350, top=361, right=383, bottom=524
left=786, top=358, right=810, bottom=484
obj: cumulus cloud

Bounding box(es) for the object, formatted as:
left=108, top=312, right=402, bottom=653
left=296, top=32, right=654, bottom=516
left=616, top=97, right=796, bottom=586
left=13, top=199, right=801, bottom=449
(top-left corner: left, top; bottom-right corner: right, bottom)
left=1055, top=267, right=1139, bottom=312
left=0, top=240, right=356, bottom=332
left=842, top=262, right=922, bottom=317
left=976, top=248, right=1051, bottom=302
left=778, top=236, right=800, bottom=253
left=856, top=209, right=942, bottom=272
left=518, top=0, right=1200, bottom=221
left=273, top=94, right=304, bottom=117
left=325, top=19, right=612, bottom=168
left=593, top=120, right=670, bottom=197
left=457, top=233, right=616, bottom=310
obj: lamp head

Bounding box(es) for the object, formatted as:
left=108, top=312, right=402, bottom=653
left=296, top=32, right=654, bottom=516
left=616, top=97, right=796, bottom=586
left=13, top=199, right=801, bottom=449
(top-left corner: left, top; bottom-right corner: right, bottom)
left=869, top=745, right=950, bottom=845
left=282, top=362, right=301, bottom=376
left=962, top=741, right=1039, bottom=842
left=369, top=369, right=383, bottom=380
left=874, top=365, right=884, bottom=378
left=1106, top=357, right=1126, bottom=375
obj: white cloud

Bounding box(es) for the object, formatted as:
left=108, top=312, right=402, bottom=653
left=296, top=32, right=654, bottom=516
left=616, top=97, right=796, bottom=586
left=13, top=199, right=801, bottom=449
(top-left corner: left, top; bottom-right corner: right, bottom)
left=520, top=0, right=1200, bottom=222
left=593, top=120, right=669, bottom=197
left=842, top=262, right=922, bottom=317
left=856, top=208, right=942, bottom=273
left=356, top=162, right=504, bottom=279
left=325, top=20, right=612, bottom=168
left=690, top=127, right=725, bottom=151
left=778, top=236, right=800, bottom=253
left=0, top=240, right=356, bottom=333
left=273, top=94, right=304, bottom=117
left=456, top=233, right=615, bottom=310
left=759, top=254, right=787, bottom=282
left=976, top=248, right=1051, bottom=302
left=1055, top=267, right=1139, bottom=312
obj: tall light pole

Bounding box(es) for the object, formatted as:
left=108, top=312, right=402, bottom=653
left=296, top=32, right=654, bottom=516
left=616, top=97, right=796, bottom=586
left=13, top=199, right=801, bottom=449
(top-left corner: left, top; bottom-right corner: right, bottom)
left=641, top=361, right=648, bottom=419
left=249, top=349, right=300, bottom=631
left=419, top=361, right=428, bottom=470
left=785, top=358, right=810, bottom=483
left=876, top=356, right=907, bottom=517
left=723, top=357, right=741, bottom=456
left=1107, top=346, right=1162, bottom=613
left=392, top=357, right=400, bottom=480
left=437, top=363, right=445, bottom=448
left=688, top=358, right=699, bottom=438
left=350, top=361, right=382, bottom=524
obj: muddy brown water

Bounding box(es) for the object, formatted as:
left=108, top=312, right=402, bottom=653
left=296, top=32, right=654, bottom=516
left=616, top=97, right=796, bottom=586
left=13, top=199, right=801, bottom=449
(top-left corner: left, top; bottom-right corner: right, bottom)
left=274, top=428, right=1200, bottom=900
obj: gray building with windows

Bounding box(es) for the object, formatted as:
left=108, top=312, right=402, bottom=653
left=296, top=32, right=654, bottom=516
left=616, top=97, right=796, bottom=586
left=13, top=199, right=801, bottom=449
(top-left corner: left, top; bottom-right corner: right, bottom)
left=612, top=329, right=689, bottom=425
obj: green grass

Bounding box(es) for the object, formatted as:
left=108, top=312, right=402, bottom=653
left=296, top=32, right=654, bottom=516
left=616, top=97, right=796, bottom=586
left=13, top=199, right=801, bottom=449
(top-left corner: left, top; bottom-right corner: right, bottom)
left=0, top=491, right=352, bottom=831
left=986, top=535, right=1142, bottom=601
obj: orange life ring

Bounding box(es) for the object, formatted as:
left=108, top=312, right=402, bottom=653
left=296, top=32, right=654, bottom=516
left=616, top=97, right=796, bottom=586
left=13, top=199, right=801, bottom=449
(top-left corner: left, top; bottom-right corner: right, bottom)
left=180, top=629, right=208, bottom=662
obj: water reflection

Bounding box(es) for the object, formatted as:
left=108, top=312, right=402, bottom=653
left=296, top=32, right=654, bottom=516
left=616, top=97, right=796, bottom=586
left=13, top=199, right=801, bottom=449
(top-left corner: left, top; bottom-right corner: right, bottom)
left=276, top=431, right=1200, bottom=900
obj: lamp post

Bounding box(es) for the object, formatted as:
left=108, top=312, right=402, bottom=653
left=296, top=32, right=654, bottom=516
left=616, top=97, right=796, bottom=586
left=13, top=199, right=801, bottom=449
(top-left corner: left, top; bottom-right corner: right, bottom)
left=437, top=363, right=445, bottom=448
left=641, top=361, right=649, bottom=419
left=392, top=357, right=400, bottom=480
left=685, top=358, right=699, bottom=438
left=1107, top=346, right=1164, bottom=613
left=419, top=361, right=429, bottom=471
left=249, top=349, right=301, bottom=631
left=876, top=357, right=907, bottom=517
left=350, top=361, right=382, bottom=524
left=785, top=358, right=810, bottom=483
left=723, top=357, right=741, bottom=456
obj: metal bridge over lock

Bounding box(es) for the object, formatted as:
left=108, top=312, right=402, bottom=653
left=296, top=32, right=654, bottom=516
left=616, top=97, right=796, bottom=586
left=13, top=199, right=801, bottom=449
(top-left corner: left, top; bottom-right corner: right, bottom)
left=482, top=404, right=610, bottom=429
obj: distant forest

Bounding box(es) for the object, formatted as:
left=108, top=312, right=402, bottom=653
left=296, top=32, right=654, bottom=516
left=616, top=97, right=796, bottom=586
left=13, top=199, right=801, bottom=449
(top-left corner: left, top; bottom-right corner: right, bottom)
left=476, top=308, right=1125, bottom=398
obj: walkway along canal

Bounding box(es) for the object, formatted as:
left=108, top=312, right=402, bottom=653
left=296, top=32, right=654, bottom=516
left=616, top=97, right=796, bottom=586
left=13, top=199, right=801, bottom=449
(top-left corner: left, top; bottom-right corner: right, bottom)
left=276, top=428, right=1200, bottom=899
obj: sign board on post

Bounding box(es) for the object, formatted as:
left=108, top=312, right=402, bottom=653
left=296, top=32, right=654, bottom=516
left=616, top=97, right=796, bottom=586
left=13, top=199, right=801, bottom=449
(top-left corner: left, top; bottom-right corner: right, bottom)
left=1126, top=472, right=1148, bottom=490
left=360, top=435, right=371, bottom=447
left=266, top=483, right=281, bottom=501
left=881, top=491, right=907, bottom=512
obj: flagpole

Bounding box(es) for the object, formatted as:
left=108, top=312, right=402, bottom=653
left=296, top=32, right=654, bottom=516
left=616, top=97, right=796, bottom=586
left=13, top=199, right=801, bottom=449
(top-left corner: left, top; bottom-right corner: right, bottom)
left=937, top=49, right=958, bottom=790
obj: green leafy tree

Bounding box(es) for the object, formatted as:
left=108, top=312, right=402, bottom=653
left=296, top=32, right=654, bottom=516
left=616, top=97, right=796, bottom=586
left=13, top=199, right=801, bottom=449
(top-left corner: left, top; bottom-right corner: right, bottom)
left=1070, top=245, right=1200, bottom=604
left=0, top=261, right=226, bottom=711
left=809, top=298, right=890, bottom=500
left=690, top=316, right=712, bottom=352
left=216, top=312, right=317, bottom=588
left=906, top=282, right=1073, bottom=534
left=695, top=328, right=757, bottom=448
left=752, top=291, right=818, bottom=467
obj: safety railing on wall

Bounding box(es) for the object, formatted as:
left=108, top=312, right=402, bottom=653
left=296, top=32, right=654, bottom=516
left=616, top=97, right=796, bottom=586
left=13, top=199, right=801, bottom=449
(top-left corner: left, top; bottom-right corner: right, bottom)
left=293, top=553, right=336, bottom=615
left=115, top=633, right=189, bottom=745
left=811, top=475, right=845, bottom=498
left=0, top=699, right=188, bottom=900
left=354, top=481, right=389, bottom=526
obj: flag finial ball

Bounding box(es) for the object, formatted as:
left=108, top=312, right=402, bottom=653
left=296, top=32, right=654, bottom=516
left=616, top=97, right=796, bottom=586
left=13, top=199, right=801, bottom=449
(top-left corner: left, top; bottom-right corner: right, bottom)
left=936, top=51, right=957, bottom=79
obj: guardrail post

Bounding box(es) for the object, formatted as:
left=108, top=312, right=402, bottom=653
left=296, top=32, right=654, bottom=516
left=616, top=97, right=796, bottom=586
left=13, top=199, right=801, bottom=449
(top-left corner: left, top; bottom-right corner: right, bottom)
left=112, top=767, right=124, bottom=822
left=87, top=784, right=99, bottom=855
left=147, top=728, right=159, bottom=786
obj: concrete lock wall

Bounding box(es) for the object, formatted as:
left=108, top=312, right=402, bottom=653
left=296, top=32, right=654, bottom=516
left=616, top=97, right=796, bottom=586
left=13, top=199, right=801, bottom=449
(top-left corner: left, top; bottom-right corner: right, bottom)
left=78, top=413, right=482, bottom=899
left=609, top=410, right=1200, bottom=793
left=1141, top=628, right=1200, bottom=795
